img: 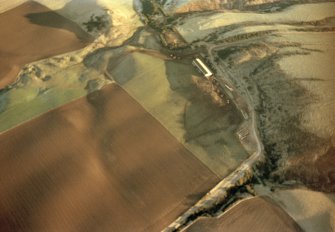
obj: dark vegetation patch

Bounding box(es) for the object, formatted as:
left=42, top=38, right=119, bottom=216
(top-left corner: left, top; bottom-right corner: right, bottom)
left=142, top=0, right=157, bottom=16
left=0, top=89, right=9, bottom=114
left=218, top=47, right=237, bottom=60
left=217, top=39, right=333, bottom=191
left=83, top=14, right=108, bottom=33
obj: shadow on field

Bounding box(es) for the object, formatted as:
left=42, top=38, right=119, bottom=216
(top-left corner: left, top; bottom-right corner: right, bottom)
left=24, top=1, right=94, bottom=41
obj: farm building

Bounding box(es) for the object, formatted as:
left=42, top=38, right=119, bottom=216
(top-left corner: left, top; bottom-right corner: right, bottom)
left=192, top=58, right=213, bottom=79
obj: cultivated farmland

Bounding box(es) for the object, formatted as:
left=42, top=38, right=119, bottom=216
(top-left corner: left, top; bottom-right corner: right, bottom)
left=108, top=51, right=249, bottom=177
left=0, top=1, right=92, bottom=89
left=0, top=83, right=219, bottom=232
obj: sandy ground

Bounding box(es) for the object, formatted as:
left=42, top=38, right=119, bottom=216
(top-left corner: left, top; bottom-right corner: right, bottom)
left=183, top=196, right=302, bottom=232
left=177, top=2, right=335, bottom=42
left=162, top=0, right=220, bottom=14
left=162, top=0, right=303, bottom=13
left=255, top=186, right=335, bottom=232
left=0, top=1, right=92, bottom=89
left=0, top=83, right=219, bottom=232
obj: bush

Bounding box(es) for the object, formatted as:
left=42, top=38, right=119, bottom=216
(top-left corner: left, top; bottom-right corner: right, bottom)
left=141, top=0, right=158, bottom=16
left=83, top=14, right=108, bottom=33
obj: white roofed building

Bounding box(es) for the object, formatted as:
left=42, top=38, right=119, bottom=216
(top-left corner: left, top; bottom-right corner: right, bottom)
left=192, top=58, right=213, bottom=79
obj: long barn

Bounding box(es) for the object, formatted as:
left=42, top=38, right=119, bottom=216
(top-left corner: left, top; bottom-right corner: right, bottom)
left=192, top=58, right=213, bottom=79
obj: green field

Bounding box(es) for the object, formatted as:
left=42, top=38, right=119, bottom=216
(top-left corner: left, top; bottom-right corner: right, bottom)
left=0, top=63, right=109, bottom=132
left=109, top=52, right=248, bottom=177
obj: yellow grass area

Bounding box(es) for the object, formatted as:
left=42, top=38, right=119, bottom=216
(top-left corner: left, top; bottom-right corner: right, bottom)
left=276, top=32, right=335, bottom=140
left=109, top=52, right=249, bottom=177
left=255, top=186, right=335, bottom=232
left=0, top=63, right=110, bottom=133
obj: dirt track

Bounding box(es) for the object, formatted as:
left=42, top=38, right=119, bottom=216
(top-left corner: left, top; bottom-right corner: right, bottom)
left=184, top=197, right=303, bottom=232
left=0, top=1, right=92, bottom=89
left=0, top=83, right=219, bottom=232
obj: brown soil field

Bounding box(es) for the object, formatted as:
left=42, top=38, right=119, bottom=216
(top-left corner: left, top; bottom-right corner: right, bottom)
left=283, top=146, right=335, bottom=192
left=0, top=83, right=219, bottom=232
left=184, top=196, right=303, bottom=232
left=0, top=1, right=92, bottom=89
